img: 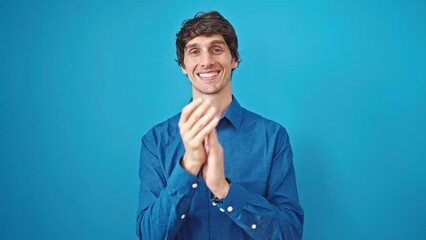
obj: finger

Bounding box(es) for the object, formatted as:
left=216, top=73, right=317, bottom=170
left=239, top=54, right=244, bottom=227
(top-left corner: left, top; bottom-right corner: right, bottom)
left=187, top=106, right=217, bottom=140
left=207, top=128, right=224, bottom=163
left=192, top=116, right=219, bottom=145
left=207, top=127, right=219, bottom=146
left=184, top=114, right=218, bottom=150
left=204, top=136, right=209, bottom=153
left=179, top=98, right=203, bottom=125
left=179, top=100, right=212, bottom=141
left=181, top=100, right=212, bottom=132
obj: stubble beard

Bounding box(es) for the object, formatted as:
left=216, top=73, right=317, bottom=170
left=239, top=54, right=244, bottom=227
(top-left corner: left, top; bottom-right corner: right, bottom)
left=191, top=77, right=231, bottom=96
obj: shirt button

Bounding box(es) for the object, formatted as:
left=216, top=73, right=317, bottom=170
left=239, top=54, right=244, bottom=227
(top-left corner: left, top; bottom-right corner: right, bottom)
left=227, top=206, right=233, bottom=212
left=219, top=208, right=225, bottom=212
left=180, top=214, right=186, bottom=219
left=251, top=224, right=257, bottom=230
left=212, top=201, right=217, bottom=206
left=191, top=183, right=198, bottom=189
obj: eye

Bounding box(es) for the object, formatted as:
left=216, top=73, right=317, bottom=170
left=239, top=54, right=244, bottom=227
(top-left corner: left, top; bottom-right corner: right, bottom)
left=211, top=48, right=223, bottom=54
left=189, top=49, right=200, bottom=56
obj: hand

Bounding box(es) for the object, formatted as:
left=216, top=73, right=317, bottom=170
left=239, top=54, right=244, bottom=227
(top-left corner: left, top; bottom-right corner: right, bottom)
left=178, top=98, right=219, bottom=176
left=202, top=128, right=230, bottom=199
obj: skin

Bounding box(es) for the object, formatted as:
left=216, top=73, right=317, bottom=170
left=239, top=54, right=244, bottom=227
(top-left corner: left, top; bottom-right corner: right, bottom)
left=178, top=34, right=238, bottom=198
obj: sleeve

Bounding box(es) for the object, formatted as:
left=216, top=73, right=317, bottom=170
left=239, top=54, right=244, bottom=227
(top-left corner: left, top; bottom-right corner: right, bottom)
left=135, top=132, right=200, bottom=240
left=212, top=128, right=304, bottom=240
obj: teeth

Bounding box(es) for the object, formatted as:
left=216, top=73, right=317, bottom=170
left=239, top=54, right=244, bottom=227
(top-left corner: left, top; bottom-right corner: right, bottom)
left=199, top=72, right=218, bottom=78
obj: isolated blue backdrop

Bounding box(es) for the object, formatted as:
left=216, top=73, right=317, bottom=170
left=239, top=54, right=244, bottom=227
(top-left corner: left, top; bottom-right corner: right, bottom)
left=1, top=0, right=425, bottom=239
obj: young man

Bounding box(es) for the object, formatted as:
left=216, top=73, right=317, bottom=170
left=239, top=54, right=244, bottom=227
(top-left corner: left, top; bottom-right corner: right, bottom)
left=136, top=11, right=304, bottom=239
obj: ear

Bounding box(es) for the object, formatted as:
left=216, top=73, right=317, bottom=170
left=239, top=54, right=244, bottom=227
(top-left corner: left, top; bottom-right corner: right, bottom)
left=231, top=58, right=239, bottom=69
left=181, top=66, right=188, bottom=75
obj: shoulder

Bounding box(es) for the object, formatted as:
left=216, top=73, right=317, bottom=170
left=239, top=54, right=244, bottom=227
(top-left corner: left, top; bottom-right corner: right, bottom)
left=241, top=107, right=292, bottom=155
left=142, top=113, right=181, bottom=144
left=242, top=107, right=289, bottom=137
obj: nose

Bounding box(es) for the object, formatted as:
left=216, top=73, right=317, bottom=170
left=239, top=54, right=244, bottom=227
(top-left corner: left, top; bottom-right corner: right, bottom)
left=200, top=52, right=214, bottom=68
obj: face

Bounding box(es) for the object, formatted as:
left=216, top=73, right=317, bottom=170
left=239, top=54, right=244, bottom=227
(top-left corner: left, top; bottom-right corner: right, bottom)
left=181, top=34, right=238, bottom=97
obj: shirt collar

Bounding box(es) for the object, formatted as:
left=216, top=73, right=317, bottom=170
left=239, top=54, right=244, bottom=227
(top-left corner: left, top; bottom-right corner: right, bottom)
left=221, top=96, right=243, bottom=130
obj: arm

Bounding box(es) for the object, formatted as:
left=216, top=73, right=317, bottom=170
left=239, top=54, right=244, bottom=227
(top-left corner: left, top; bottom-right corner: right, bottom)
left=136, top=99, right=220, bottom=239
left=136, top=135, right=200, bottom=239
left=210, top=128, right=304, bottom=239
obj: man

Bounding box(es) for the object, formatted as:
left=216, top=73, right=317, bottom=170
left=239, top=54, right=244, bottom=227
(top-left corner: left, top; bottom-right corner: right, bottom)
left=136, top=11, right=304, bottom=239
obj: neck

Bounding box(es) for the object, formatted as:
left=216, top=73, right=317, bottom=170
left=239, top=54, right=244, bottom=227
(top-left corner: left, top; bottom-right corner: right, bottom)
left=193, top=92, right=232, bottom=118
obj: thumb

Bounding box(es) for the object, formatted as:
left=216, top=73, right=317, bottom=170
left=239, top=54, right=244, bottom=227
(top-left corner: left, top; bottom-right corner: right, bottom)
left=208, top=128, right=219, bottom=146
left=208, top=129, right=220, bottom=147
left=204, top=136, right=209, bottom=152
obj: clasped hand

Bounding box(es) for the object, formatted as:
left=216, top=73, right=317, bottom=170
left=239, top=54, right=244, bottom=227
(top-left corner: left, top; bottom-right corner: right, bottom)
left=178, top=98, right=230, bottom=199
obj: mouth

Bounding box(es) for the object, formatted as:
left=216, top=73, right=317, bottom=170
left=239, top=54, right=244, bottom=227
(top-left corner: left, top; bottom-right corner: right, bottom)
left=197, top=70, right=220, bottom=81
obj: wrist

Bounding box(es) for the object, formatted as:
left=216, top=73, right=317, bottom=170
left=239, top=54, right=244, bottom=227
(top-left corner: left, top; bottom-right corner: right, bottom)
left=180, top=155, right=202, bottom=176
left=212, top=178, right=231, bottom=199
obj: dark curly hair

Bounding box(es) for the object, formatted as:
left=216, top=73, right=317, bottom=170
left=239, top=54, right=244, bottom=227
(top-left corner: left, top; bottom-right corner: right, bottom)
left=176, top=11, right=239, bottom=68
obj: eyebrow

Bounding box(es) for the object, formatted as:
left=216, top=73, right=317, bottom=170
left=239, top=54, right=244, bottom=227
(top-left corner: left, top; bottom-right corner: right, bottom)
left=185, top=39, right=227, bottom=50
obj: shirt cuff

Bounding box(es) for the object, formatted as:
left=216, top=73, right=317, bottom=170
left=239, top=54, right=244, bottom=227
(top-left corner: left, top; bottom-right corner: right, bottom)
left=166, top=159, right=201, bottom=199
left=213, top=183, right=262, bottom=232
left=212, top=181, right=249, bottom=215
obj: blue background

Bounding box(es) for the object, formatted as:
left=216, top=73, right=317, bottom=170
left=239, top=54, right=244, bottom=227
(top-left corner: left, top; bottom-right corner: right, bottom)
left=1, top=0, right=425, bottom=239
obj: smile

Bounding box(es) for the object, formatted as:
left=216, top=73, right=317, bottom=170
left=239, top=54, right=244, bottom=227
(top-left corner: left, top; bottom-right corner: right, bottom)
left=198, top=71, right=220, bottom=79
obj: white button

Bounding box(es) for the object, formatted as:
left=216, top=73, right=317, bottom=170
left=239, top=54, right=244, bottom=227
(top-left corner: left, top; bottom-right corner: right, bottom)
left=212, top=202, right=217, bottom=206
left=227, top=206, right=233, bottom=212
left=192, top=183, right=198, bottom=189
left=180, top=214, right=186, bottom=219
left=219, top=208, right=225, bottom=212
left=251, top=224, right=257, bottom=230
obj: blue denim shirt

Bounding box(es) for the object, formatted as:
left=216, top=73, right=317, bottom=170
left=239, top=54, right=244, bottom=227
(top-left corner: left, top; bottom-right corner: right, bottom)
left=136, top=97, right=303, bottom=239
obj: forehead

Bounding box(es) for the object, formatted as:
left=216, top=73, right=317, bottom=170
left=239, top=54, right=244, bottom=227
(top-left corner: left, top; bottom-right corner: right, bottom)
left=185, top=34, right=227, bottom=48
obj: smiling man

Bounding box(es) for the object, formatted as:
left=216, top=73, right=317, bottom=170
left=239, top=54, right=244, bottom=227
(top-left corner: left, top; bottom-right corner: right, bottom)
left=136, top=11, right=304, bottom=240
left=182, top=34, right=237, bottom=97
